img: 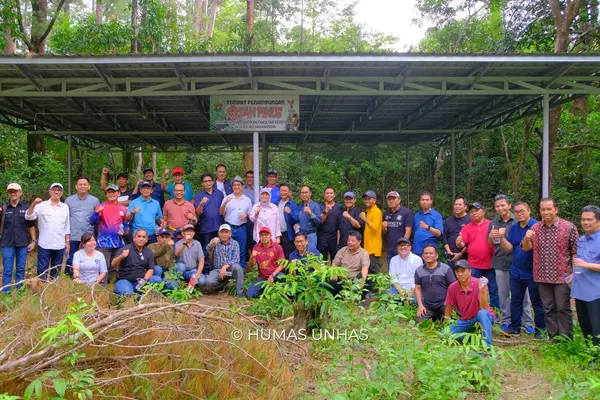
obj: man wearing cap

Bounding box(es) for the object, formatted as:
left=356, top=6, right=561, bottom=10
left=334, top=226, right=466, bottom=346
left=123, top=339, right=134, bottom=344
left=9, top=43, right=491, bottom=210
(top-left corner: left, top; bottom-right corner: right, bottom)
left=318, top=187, right=343, bottom=263
left=126, top=181, right=163, bottom=244
left=263, top=169, right=280, bottom=204
left=383, top=191, right=414, bottom=267
left=413, top=191, right=443, bottom=257
left=360, top=190, right=382, bottom=274
left=456, top=202, right=499, bottom=310
left=133, top=168, right=165, bottom=207
left=276, top=184, right=299, bottom=258
left=175, top=224, right=206, bottom=285
left=65, top=177, right=100, bottom=277
left=213, top=164, right=233, bottom=196
left=297, top=185, right=321, bottom=248
left=443, top=197, right=471, bottom=268
left=101, top=168, right=132, bottom=206
left=148, top=228, right=177, bottom=290
left=194, top=173, right=224, bottom=259
left=243, top=170, right=257, bottom=204
left=205, top=224, right=245, bottom=297
left=250, top=188, right=281, bottom=244
left=387, top=238, right=422, bottom=299
left=162, top=167, right=194, bottom=202
left=90, top=184, right=129, bottom=283
left=1, top=183, right=36, bottom=293
left=162, top=182, right=197, bottom=238
left=338, top=192, right=363, bottom=250
left=26, top=183, right=71, bottom=280
left=247, top=226, right=286, bottom=298
left=444, top=260, right=495, bottom=348
left=415, top=244, right=456, bottom=323
left=220, top=176, right=253, bottom=268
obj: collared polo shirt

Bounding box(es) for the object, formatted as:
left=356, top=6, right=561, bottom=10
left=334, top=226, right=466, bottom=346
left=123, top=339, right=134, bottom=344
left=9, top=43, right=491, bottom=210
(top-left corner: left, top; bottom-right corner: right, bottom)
left=319, top=202, right=343, bottom=242
left=289, top=244, right=321, bottom=262
left=572, top=230, right=600, bottom=302
left=443, top=214, right=471, bottom=253
left=65, top=193, right=100, bottom=241
left=194, top=189, right=224, bottom=234
left=253, top=241, right=285, bottom=278
left=166, top=182, right=194, bottom=202
left=1, top=201, right=34, bottom=248
left=298, top=200, right=321, bottom=234
left=163, top=199, right=196, bottom=230
left=175, top=239, right=204, bottom=271
left=116, top=244, right=155, bottom=281
left=506, top=218, right=537, bottom=280
left=221, top=194, right=253, bottom=226
left=488, top=214, right=516, bottom=271
left=460, top=219, right=494, bottom=270
left=383, top=206, right=414, bottom=253
left=445, top=277, right=482, bottom=320
left=133, top=182, right=164, bottom=207
left=531, top=218, right=578, bottom=284
left=364, top=205, right=382, bottom=256
left=332, top=246, right=370, bottom=277
left=389, top=252, right=423, bottom=289
left=413, top=208, right=444, bottom=254
left=414, top=262, right=456, bottom=309
left=127, top=196, right=162, bottom=235
left=25, top=200, right=70, bottom=250
left=338, top=207, right=363, bottom=248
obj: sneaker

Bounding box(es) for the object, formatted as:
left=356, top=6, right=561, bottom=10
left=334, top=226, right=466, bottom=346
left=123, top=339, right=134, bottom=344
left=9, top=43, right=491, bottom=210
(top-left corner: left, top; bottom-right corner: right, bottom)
left=534, top=332, right=546, bottom=340
left=501, top=323, right=510, bottom=332
left=505, top=327, right=521, bottom=336
left=523, top=326, right=535, bottom=335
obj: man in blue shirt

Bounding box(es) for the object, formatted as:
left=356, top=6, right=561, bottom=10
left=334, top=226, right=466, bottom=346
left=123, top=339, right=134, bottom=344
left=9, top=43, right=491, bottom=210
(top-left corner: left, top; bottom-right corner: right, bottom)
left=499, top=200, right=545, bottom=339
left=297, top=185, right=321, bottom=248
left=132, top=168, right=165, bottom=207
left=571, top=205, right=600, bottom=352
left=263, top=169, right=281, bottom=204
left=194, top=173, right=225, bottom=262
left=276, top=184, right=299, bottom=258
left=213, top=164, right=233, bottom=196
left=413, top=191, right=443, bottom=257
left=289, top=231, right=321, bottom=263
left=162, top=167, right=194, bottom=201
left=126, top=181, right=163, bottom=244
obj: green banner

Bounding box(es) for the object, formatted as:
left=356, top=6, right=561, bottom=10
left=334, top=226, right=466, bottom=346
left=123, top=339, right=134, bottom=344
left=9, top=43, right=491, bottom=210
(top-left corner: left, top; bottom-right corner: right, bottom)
left=210, top=95, right=300, bottom=131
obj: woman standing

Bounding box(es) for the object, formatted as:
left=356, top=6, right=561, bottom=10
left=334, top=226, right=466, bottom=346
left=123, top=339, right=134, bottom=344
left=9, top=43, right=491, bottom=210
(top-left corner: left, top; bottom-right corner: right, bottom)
left=72, top=233, right=108, bottom=285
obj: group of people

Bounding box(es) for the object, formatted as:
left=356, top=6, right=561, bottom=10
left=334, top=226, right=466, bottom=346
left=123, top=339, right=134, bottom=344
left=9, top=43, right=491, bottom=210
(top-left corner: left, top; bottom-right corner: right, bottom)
left=1, top=164, right=599, bottom=352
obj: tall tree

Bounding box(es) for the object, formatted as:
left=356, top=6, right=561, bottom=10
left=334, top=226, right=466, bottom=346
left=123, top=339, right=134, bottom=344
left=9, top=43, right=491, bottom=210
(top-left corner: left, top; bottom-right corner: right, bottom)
left=95, top=0, right=103, bottom=24
left=246, top=0, right=254, bottom=49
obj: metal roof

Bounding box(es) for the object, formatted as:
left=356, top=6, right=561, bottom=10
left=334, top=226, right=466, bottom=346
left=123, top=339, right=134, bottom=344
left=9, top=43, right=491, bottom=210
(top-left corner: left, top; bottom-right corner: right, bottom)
left=1, top=52, right=600, bottom=152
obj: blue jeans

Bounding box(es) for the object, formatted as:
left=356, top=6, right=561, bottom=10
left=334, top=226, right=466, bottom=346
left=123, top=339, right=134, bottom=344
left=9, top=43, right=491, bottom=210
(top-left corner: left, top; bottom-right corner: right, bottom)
left=175, top=262, right=207, bottom=285
left=114, top=275, right=163, bottom=295
left=65, top=240, right=80, bottom=277
left=471, top=268, right=500, bottom=311
left=2, top=246, right=28, bottom=293
left=153, top=266, right=178, bottom=291
left=307, top=232, right=317, bottom=249
left=449, top=309, right=494, bottom=347
left=231, top=225, right=247, bottom=269
left=510, top=275, right=546, bottom=332
left=246, top=272, right=284, bottom=298
left=37, top=247, right=66, bottom=281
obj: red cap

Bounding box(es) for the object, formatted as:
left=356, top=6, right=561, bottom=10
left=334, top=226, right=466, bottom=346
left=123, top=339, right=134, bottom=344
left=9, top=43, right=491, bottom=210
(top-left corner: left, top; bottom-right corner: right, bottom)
left=259, top=226, right=272, bottom=235
left=172, top=167, right=184, bottom=175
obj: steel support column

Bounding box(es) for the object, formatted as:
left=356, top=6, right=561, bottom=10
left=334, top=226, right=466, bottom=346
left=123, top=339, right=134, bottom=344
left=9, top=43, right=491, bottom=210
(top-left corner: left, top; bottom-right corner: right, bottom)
left=451, top=132, right=456, bottom=200
left=542, top=94, right=550, bottom=197
left=253, top=132, right=259, bottom=203
left=261, top=133, right=268, bottom=186
left=67, top=134, right=73, bottom=195
left=405, top=149, right=410, bottom=208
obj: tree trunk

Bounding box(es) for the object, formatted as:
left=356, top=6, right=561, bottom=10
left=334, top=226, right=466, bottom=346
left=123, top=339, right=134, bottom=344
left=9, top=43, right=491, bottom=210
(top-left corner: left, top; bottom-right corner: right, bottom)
left=432, top=147, right=445, bottom=196
left=513, top=119, right=534, bottom=198
left=193, top=0, right=204, bottom=34
left=131, top=0, right=139, bottom=53
left=30, top=0, right=48, bottom=54
left=242, top=152, right=253, bottom=175
left=207, top=0, right=220, bottom=38
left=95, top=0, right=103, bottom=24
left=152, top=152, right=157, bottom=171
left=3, top=22, right=16, bottom=55
left=136, top=150, right=143, bottom=174
left=246, top=0, right=254, bottom=49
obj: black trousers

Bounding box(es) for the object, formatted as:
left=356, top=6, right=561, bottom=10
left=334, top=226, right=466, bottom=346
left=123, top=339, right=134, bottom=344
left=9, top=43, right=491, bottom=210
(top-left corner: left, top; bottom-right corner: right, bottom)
left=575, top=298, right=600, bottom=347
left=317, top=236, right=338, bottom=263
left=538, top=282, right=573, bottom=339
left=280, top=233, right=295, bottom=259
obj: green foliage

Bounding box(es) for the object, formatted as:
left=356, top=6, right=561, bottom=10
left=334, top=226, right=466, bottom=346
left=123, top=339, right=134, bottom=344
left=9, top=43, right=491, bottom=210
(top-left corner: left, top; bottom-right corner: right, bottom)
left=24, top=368, right=97, bottom=400
left=40, top=299, right=95, bottom=348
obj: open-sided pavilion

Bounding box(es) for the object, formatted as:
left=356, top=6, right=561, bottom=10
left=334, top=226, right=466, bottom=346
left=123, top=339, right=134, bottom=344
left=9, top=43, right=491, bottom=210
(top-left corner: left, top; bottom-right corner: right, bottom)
left=1, top=52, right=600, bottom=200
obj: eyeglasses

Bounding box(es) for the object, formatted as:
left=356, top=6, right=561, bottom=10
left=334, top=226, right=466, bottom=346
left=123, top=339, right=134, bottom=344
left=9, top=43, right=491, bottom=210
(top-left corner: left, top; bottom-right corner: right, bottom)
left=203, top=179, right=213, bottom=183
left=514, top=209, right=527, bottom=214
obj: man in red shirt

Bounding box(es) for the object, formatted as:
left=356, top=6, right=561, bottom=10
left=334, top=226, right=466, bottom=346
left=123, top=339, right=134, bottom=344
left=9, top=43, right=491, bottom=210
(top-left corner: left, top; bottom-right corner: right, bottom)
left=246, top=227, right=286, bottom=298
left=445, top=260, right=494, bottom=348
left=162, top=182, right=197, bottom=239
left=456, top=202, right=499, bottom=310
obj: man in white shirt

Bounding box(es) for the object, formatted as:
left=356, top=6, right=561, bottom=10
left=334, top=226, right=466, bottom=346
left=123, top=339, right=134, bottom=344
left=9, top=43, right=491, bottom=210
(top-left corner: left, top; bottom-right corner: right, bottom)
left=26, top=182, right=71, bottom=281
left=219, top=176, right=252, bottom=269
left=387, top=238, right=423, bottom=302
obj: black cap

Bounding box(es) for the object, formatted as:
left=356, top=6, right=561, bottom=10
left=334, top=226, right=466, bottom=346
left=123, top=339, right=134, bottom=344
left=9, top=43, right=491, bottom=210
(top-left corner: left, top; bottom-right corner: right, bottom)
left=468, top=202, right=484, bottom=211
left=116, top=172, right=128, bottom=180
left=455, top=260, right=471, bottom=269
left=142, top=168, right=154, bottom=174
left=396, top=237, right=411, bottom=246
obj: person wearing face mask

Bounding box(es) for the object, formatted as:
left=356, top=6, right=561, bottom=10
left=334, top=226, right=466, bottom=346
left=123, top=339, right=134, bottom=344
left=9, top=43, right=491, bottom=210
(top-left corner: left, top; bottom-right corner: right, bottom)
left=246, top=227, right=285, bottom=298
left=250, top=188, right=281, bottom=245
left=72, top=233, right=107, bottom=286
left=387, top=238, right=423, bottom=301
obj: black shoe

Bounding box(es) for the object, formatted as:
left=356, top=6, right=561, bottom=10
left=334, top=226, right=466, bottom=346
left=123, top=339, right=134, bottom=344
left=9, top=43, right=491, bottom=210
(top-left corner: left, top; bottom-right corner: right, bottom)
left=534, top=331, right=546, bottom=340
left=505, top=327, right=521, bottom=336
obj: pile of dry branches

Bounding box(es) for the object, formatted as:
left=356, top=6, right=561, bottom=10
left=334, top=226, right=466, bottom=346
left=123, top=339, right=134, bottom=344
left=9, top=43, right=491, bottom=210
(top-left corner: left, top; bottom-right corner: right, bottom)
left=0, top=277, right=310, bottom=399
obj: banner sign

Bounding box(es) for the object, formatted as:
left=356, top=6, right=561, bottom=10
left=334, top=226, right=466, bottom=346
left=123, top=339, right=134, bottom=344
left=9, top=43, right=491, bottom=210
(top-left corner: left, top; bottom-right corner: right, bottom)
left=210, top=95, right=300, bottom=131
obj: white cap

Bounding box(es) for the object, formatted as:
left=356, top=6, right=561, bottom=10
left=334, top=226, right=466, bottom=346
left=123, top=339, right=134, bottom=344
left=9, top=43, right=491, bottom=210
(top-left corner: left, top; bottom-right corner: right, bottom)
left=6, top=183, right=21, bottom=191
left=49, top=182, right=64, bottom=190
left=219, top=223, right=232, bottom=231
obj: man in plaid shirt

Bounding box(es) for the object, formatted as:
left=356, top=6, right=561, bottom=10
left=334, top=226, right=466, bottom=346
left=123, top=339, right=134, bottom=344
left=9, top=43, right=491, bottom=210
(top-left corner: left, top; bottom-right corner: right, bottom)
left=205, top=224, right=244, bottom=297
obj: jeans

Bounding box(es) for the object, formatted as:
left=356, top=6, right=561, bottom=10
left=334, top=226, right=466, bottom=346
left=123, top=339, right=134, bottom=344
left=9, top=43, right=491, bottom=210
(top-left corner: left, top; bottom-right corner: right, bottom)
left=114, top=275, right=163, bottom=295
left=65, top=240, right=80, bottom=277
left=175, top=262, right=207, bottom=285
left=471, top=268, right=500, bottom=311
left=510, top=275, right=545, bottom=332
left=205, top=264, right=245, bottom=296
left=307, top=232, right=317, bottom=249
left=37, top=247, right=66, bottom=281
left=246, top=272, right=284, bottom=298
left=539, top=282, right=573, bottom=339
left=497, top=269, right=533, bottom=326
left=153, top=266, right=178, bottom=291
left=1, top=246, right=28, bottom=293
left=230, top=225, right=247, bottom=269
left=448, top=309, right=494, bottom=347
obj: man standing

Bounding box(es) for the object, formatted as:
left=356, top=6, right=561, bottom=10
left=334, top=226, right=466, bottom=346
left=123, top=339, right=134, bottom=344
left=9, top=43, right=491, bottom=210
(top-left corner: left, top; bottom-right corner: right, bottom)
left=456, top=203, right=499, bottom=310
left=360, top=190, right=382, bottom=274
left=297, top=185, right=321, bottom=248
left=90, top=184, right=129, bottom=283
left=443, top=197, right=471, bottom=268
left=101, top=168, right=132, bottom=206
left=572, top=205, right=600, bottom=353
left=318, top=187, right=343, bottom=263
left=383, top=191, right=413, bottom=266
left=162, top=182, right=197, bottom=238
left=500, top=201, right=546, bottom=338
left=127, top=181, right=163, bottom=244
left=338, top=192, right=363, bottom=249
left=65, top=177, right=100, bottom=276
left=220, top=176, right=252, bottom=268
left=444, top=260, right=494, bottom=348
left=263, top=169, right=281, bottom=204
left=488, top=194, right=533, bottom=333
left=415, top=244, right=456, bottom=323
left=243, top=170, right=257, bottom=203
left=522, top=198, right=578, bottom=341
left=194, top=173, right=224, bottom=256
left=26, top=183, right=70, bottom=281
left=276, top=184, right=299, bottom=258
left=133, top=168, right=165, bottom=207
left=1, top=183, right=36, bottom=293
left=175, top=224, right=206, bottom=285
left=246, top=227, right=286, bottom=298
left=162, top=167, right=194, bottom=201
left=387, top=238, right=423, bottom=299
left=213, top=164, right=233, bottom=196
left=413, top=191, right=443, bottom=257
left=205, top=224, right=245, bottom=297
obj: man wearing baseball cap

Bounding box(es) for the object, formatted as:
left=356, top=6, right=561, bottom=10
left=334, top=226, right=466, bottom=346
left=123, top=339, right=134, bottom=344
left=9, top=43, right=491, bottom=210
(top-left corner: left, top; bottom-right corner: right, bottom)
left=383, top=191, right=413, bottom=267
left=148, top=228, right=177, bottom=290
left=1, top=183, right=36, bottom=293
left=263, top=169, right=280, bottom=204
left=126, top=181, right=164, bottom=244
left=100, top=168, right=132, bottom=206
left=246, top=226, right=285, bottom=298
left=162, top=167, right=194, bottom=202
left=132, top=168, right=165, bottom=207
left=387, top=238, right=422, bottom=299
left=444, top=259, right=495, bottom=348
left=338, top=192, right=363, bottom=249
left=26, top=183, right=70, bottom=281
left=359, top=190, right=382, bottom=274
left=175, top=224, right=206, bottom=285
left=205, top=224, right=245, bottom=297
